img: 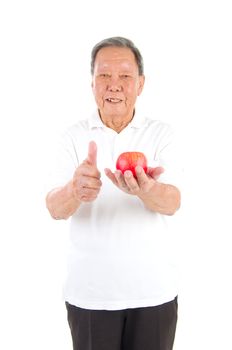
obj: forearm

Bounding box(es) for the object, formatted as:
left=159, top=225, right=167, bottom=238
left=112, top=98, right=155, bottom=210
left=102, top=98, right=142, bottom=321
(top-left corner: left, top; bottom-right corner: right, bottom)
left=138, top=182, right=181, bottom=215
left=46, top=181, right=81, bottom=220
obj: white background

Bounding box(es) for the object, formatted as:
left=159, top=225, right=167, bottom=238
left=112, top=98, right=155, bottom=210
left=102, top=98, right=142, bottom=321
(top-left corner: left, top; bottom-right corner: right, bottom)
left=0, top=0, right=232, bottom=349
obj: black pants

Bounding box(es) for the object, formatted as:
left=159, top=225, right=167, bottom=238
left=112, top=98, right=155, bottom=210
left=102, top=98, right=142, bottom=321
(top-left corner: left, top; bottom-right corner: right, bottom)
left=66, top=297, right=178, bottom=350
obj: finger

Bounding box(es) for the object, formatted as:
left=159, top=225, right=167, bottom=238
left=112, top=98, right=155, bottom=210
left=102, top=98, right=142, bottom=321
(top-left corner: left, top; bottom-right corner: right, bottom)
left=80, top=177, right=102, bottom=190
left=86, top=141, right=97, bottom=166
left=135, top=166, right=149, bottom=188
left=124, top=171, right=139, bottom=192
left=115, top=170, right=129, bottom=190
left=79, top=189, right=99, bottom=202
left=147, top=166, right=164, bottom=180
left=104, top=168, right=118, bottom=186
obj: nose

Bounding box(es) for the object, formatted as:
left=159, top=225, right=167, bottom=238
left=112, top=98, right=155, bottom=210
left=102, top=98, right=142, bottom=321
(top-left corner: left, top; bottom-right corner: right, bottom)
left=107, top=76, right=122, bottom=92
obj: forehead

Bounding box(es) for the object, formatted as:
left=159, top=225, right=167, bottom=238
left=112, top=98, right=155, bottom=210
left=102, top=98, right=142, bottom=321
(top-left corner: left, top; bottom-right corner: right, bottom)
left=94, top=46, right=138, bottom=71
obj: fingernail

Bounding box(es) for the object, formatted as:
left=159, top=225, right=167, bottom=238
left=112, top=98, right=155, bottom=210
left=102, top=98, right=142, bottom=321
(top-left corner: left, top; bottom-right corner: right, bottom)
left=115, top=170, right=121, bottom=178
left=136, top=166, right=142, bottom=174
left=125, top=171, right=132, bottom=178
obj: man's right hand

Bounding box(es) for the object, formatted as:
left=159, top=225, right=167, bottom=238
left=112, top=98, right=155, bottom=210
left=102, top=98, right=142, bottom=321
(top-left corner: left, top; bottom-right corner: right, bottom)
left=72, top=141, right=102, bottom=202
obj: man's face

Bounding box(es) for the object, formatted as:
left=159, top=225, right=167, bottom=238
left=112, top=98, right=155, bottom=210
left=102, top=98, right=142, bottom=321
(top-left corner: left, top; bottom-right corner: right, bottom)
left=92, top=46, right=145, bottom=121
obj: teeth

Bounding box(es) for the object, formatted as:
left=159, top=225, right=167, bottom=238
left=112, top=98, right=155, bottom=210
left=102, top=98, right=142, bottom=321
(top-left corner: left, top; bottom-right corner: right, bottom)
left=107, top=98, right=121, bottom=103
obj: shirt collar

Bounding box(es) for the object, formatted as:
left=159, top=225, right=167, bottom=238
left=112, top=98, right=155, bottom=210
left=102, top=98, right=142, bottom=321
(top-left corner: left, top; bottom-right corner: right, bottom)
left=88, top=109, right=146, bottom=130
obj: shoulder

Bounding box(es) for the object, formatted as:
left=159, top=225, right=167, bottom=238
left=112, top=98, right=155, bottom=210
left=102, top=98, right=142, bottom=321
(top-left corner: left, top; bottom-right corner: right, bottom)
left=59, top=119, right=89, bottom=144
left=65, top=119, right=89, bottom=135
left=141, top=117, right=175, bottom=140
left=62, top=111, right=101, bottom=139
left=145, top=117, right=173, bottom=129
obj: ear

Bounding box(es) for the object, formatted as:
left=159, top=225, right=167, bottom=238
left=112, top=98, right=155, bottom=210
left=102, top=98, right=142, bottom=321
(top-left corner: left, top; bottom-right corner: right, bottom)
left=137, top=75, right=145, bottom=96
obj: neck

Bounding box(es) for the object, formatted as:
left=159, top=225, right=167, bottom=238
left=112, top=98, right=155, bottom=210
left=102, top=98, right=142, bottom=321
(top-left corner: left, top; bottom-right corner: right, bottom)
left=99, top=110, right=135, bottom=133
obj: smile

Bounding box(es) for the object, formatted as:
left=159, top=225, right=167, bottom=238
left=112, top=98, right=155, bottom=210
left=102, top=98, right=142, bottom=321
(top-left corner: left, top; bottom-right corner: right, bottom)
left=106, top=98, right=122, bottom=103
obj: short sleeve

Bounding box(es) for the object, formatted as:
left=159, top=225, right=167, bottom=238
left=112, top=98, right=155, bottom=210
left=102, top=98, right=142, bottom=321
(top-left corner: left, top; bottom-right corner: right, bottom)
left=45, top=130, right=79, bottom=194
left=155, top=125, right=184, bottom=190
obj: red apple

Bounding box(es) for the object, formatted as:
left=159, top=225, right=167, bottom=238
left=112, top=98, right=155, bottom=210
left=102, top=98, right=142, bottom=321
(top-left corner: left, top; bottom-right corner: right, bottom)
left=116, top=152, right=147, bottom=177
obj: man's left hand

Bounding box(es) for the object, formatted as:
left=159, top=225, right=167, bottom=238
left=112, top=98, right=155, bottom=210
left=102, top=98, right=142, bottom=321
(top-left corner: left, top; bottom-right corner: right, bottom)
left=104, top=166, right=164, bottom=196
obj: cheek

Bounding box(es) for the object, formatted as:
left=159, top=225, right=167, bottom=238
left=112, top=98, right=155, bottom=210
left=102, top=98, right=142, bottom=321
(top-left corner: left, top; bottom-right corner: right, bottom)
left=125, top=85, right=140, bottom=100
left=125, top=80, right=141, bottom=95
left=93, top=84, right=104, bottom=100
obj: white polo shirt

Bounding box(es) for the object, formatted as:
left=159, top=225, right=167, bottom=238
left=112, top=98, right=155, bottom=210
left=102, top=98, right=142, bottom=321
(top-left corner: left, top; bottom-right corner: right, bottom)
left=49, top=110, right=182, bottom=310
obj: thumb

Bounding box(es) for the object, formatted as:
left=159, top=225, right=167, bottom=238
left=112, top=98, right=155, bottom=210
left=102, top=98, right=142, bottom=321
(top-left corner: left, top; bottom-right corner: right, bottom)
left=86, top=141, right=97, bottom=166
left=147, top=166, right=164, bottom=180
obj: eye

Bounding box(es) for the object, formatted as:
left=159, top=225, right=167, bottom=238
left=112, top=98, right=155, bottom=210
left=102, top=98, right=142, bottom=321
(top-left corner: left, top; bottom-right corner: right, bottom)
left=120, top=74, right=131, bottom=79
left=99, top=73, right=110, bottom=78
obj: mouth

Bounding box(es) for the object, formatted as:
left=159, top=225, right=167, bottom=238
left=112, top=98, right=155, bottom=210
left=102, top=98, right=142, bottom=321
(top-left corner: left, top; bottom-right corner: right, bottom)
left=105, top=98, right=123, bottom=104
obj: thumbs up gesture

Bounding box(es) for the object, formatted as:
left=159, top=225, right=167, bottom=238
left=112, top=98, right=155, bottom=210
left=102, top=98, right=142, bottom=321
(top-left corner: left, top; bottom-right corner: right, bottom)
left=72, top=141, right=102, bottom=202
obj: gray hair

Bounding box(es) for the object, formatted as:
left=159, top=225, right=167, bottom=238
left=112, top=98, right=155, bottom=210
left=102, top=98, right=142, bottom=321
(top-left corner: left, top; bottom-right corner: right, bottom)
left=91, top=36, right=144, bottom=76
